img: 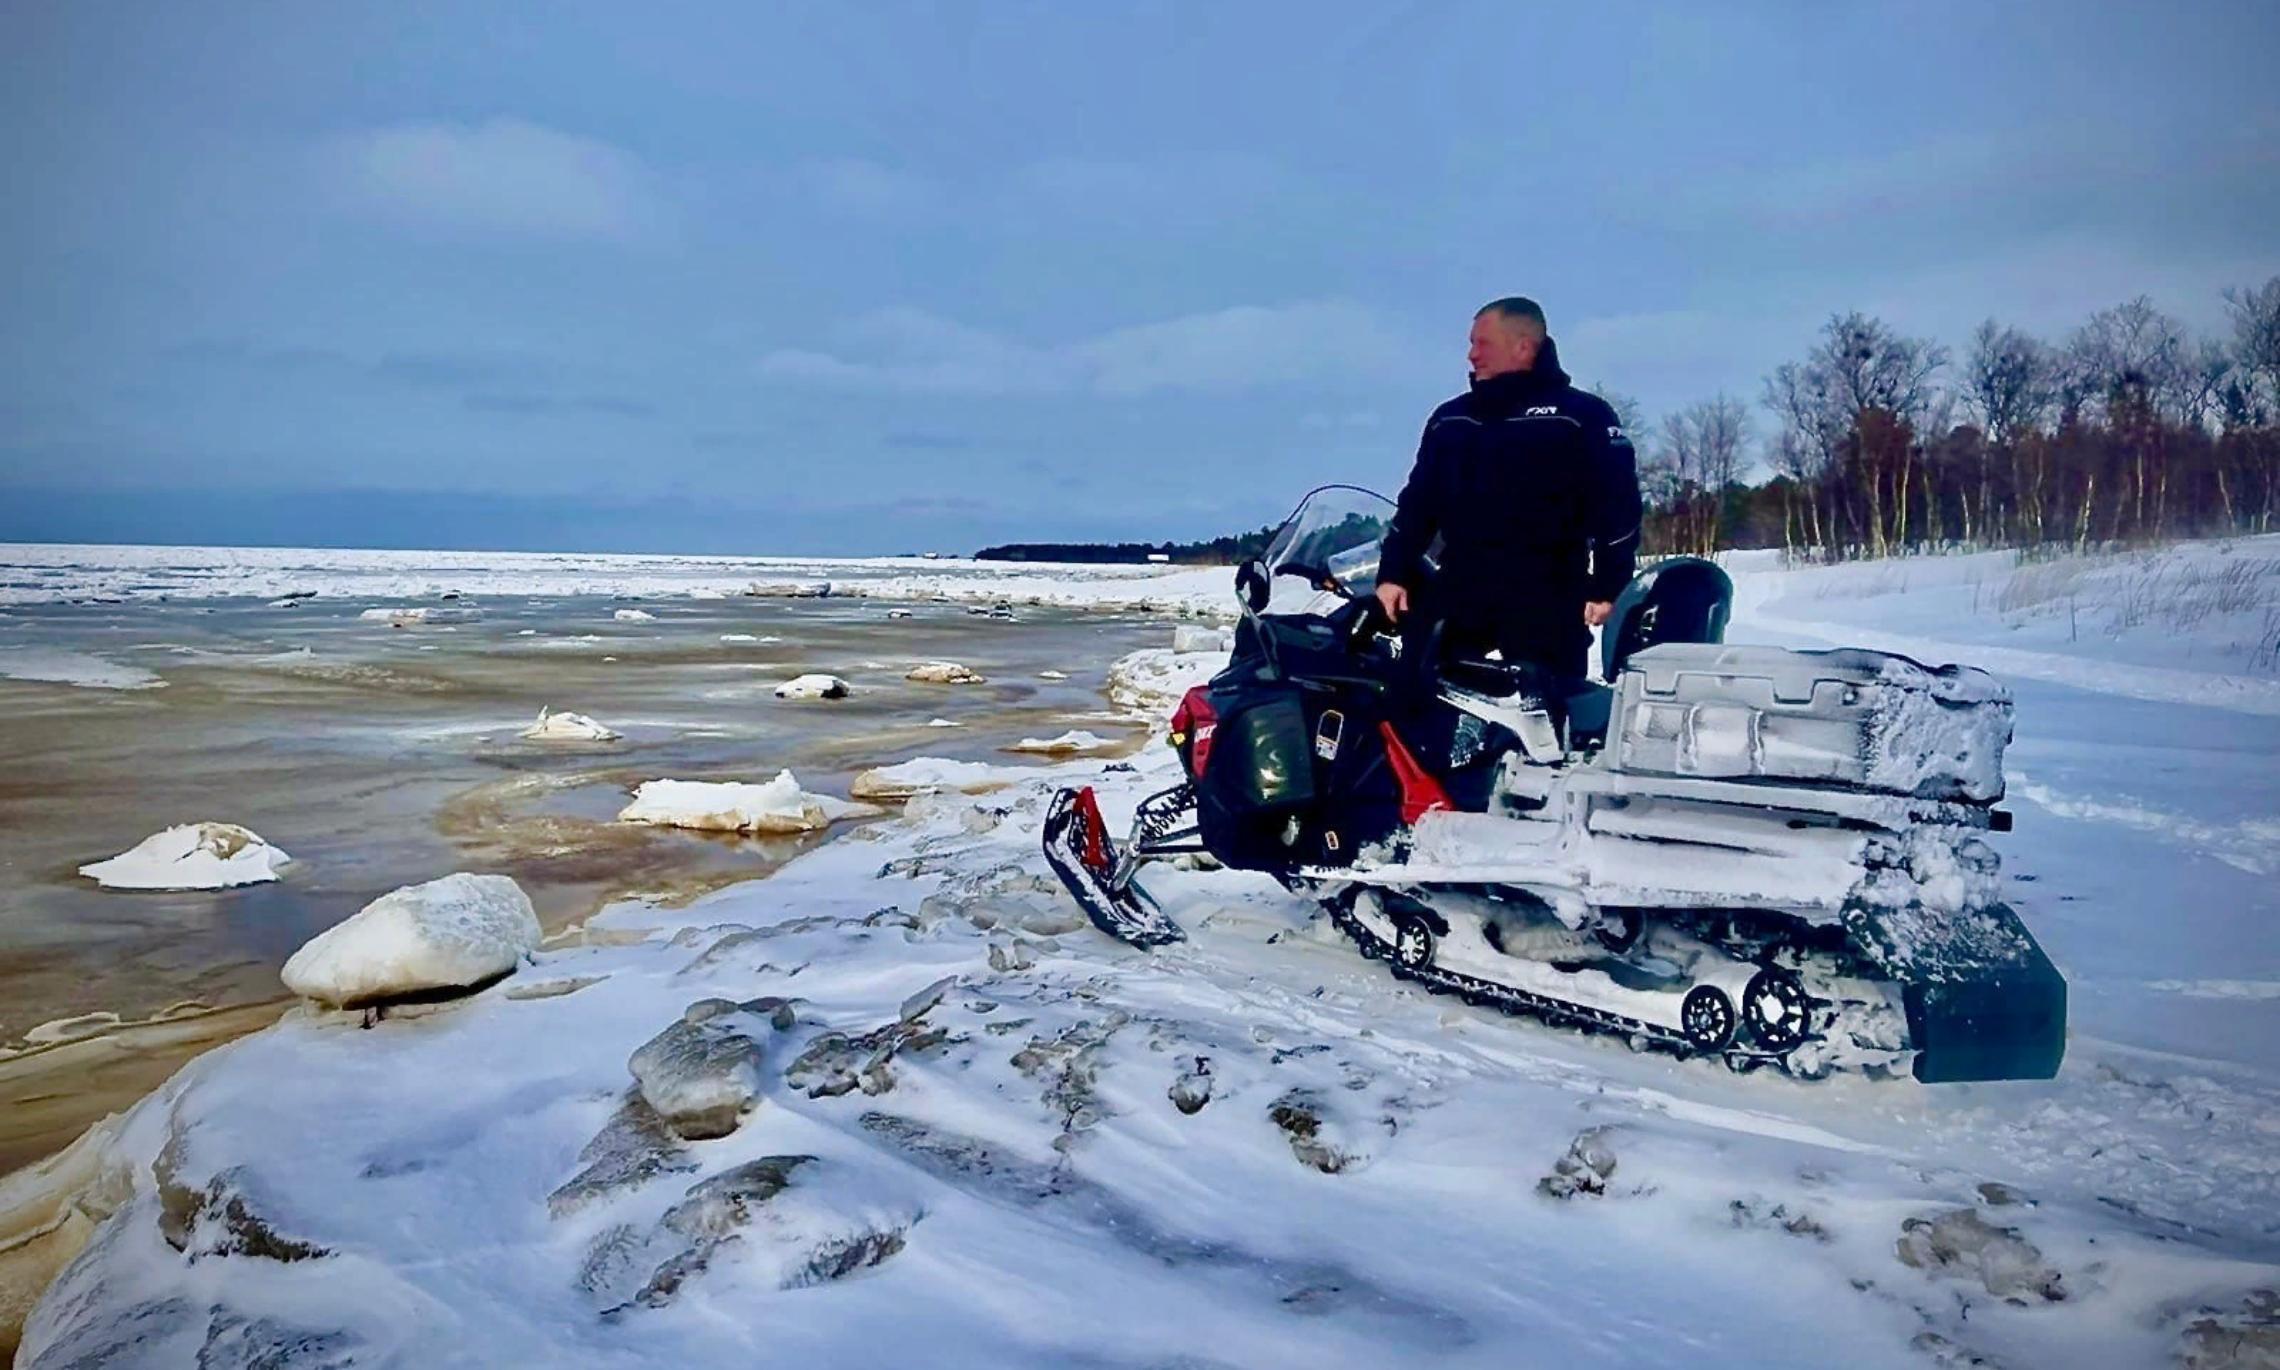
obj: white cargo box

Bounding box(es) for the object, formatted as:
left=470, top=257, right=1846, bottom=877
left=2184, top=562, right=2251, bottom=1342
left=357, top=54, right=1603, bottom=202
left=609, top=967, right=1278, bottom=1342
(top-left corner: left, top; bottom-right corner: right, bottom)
left=1612, top=643, right=2012, bottom=803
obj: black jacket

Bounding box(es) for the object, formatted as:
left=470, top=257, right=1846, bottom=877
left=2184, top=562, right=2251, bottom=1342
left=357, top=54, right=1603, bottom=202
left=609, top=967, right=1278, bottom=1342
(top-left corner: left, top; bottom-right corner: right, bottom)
left=1378, top=337, right=1641, bottom=672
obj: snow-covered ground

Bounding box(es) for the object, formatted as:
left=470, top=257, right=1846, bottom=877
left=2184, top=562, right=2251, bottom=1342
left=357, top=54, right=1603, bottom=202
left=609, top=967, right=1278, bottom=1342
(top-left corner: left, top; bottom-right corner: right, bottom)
left=11, top=541, right=2280, bottom=1368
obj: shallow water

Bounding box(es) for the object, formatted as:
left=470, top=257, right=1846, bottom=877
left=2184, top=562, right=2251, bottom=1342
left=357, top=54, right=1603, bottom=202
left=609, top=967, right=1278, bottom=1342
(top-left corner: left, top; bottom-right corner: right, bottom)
left=0, top=593, right=1173, bottom=1164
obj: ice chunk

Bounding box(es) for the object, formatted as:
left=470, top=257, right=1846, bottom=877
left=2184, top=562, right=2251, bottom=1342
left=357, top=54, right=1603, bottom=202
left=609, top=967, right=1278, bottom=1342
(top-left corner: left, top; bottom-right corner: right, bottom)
left=850, top=757, right=1024, bottom=802
left=1105, top=648, right=1224, bottom=717
left=617, top=774, right=879, bottom=834
left=280, top=873, right=539, bottom=1007
left=613, top=608, right=656, bottom=622
left=906, top=661, right=987, bottom=684
left=773, top=673, right=851, bottom=699
left=1003, top=730, right=1118, bottom=755
left=360, top=605, right=482, bottom=625
left=0, top=646, right=165, bottom=691
left=926, top=717, right=963, bottom=728
left=520, top=707, right=621, bottom=742
left=79, top=823, right=291, bottom=891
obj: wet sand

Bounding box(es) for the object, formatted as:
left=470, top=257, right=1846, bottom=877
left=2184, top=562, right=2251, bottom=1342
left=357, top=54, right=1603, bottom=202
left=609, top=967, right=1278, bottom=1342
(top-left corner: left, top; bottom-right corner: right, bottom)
left=0, top=593, right=1174, bottom=1173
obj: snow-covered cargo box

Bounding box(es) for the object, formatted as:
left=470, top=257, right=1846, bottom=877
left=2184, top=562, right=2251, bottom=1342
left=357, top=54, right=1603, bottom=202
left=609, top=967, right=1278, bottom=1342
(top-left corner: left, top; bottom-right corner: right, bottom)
left=1611, top=644, right=2013, bottom=803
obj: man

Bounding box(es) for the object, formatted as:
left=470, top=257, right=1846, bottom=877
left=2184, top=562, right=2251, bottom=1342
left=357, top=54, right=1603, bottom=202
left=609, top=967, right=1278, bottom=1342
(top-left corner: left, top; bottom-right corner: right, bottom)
left=1375, top=297, right=1641, bottom=680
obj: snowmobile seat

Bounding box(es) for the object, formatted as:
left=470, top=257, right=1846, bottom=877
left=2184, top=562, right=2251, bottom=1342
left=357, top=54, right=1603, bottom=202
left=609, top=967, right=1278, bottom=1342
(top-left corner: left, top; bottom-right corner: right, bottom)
left=1601, top=556, right=1734, bottom=681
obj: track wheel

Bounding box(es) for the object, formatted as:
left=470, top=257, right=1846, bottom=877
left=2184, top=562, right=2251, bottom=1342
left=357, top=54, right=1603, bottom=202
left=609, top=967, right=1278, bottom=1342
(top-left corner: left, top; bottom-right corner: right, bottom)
left=1742, top=968, right=1813, bottom=1052
left=1680, top=985, right=1738, bottom=1052
left=1392, top=913, right=1437, bottom=971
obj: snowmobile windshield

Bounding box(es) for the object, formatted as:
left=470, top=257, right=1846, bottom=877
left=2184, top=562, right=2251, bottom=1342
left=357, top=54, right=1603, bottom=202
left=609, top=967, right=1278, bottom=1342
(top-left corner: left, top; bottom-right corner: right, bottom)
left=1258, top=485, right=1394, bottom=614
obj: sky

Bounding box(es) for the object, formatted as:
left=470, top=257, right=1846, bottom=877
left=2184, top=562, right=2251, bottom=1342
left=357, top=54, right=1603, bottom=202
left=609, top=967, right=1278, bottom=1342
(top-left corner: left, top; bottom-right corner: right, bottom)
left=2, top=2, right=2275, bottom=556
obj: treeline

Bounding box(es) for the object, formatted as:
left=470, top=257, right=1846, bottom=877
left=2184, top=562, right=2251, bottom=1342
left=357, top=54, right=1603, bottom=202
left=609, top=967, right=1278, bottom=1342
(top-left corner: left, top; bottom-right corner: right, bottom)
left=975, top=525, right=1279, bottom=564
left=1636, top=278, right=2280, bottom=560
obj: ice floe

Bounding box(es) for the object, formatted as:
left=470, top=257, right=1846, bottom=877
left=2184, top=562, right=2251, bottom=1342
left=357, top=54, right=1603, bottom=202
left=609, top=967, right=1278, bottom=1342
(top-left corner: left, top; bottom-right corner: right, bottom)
left=0, top=647, right=164, bottom=691
left=1003, top=730, right=1119, bottom=756
left=905, top=661, right=987, bottom=685
left=773, top=674, right=851, bottom=700
left=518, top=707, right=622, bottom=742
left=78, top=824, right=291, bottom=891
left=617, top=774, right=880, bottom=834
left=359, top=605, right=483, bottom=625
left=848, top=757, right=1026, bottom=802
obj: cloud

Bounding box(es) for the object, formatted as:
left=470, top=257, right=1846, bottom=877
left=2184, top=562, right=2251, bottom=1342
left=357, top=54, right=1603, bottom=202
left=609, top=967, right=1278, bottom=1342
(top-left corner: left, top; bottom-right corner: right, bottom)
left=323, top=118, right=662, bottom=239
left=798, top=158, right=937, bottom=217
left=461, top=392, right=656, bottom=418
left=756, top=300, right=1409, bottom=397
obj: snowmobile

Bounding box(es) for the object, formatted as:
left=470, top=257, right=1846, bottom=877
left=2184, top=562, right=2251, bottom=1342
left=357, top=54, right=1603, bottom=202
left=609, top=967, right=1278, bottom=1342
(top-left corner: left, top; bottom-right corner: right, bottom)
left=1044, top=485, right=2066, bottom=1083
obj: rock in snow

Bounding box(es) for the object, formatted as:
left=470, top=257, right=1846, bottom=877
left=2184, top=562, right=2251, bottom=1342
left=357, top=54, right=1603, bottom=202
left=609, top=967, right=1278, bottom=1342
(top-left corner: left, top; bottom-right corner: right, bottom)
left=628, top=999, right=780, bottom=1140
left=774, top=673, right=851, bottom=700
left=906, top=661, right=987, bottom=685
left=617, top=774, right=879, bottom=834
left=280, top=873, right=539, bottom=1007
left=520, top=707, right=622, bottom=742
left=1003, top=730, right=1118, bottom=756
left=1894, top=1207, right=2066, bottom=1304
left=78, top=823, right=291, bottom=891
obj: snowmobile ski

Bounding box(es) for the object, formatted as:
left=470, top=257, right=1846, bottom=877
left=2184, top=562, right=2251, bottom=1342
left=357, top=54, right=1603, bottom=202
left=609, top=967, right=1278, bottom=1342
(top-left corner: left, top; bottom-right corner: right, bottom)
left=1042, top=786, right=1185, bottom=947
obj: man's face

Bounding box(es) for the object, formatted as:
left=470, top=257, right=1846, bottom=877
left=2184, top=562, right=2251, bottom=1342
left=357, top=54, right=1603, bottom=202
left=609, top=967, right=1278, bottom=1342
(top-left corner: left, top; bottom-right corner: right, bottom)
left=1468, top=313, right=1539, bottom=381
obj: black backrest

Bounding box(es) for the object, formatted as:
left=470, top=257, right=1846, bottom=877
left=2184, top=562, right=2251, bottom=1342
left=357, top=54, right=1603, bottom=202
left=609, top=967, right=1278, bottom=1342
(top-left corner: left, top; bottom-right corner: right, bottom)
left=1600, top=556, right=1734, bottom=680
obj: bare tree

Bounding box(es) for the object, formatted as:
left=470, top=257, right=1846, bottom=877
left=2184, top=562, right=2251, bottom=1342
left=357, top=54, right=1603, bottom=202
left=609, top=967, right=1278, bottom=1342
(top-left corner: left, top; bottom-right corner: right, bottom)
left=1962, top=320, right=2059, bottom=446
left=2068, top=298, right=2190, bottom=536
left=1652, top=395, right=1751, bottom=555
left=1813, top=311, right=1950, bottom=425
left=2225, top=276, right=2280, bottom=417
left=2068, top=296, right=2186, bottom=418
left=1789, top=313, right=1949, bottom=556
left=1594, top=386, right=1646, bottom=438
left=1763, top=363, right=1839, bottom=555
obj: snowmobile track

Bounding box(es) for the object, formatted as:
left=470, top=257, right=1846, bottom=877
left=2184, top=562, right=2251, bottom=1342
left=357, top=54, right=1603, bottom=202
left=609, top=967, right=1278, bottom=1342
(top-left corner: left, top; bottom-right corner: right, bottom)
left=1321, top=890, right=1807, bottom=1078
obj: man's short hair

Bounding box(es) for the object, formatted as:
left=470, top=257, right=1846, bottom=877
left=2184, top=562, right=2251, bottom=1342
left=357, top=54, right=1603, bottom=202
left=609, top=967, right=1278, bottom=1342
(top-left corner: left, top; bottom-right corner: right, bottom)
left=1476, top=296, right=1547, bottom=337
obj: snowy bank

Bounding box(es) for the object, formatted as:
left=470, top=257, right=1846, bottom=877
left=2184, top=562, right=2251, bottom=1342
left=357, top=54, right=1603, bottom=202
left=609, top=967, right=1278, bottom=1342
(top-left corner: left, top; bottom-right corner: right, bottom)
left=77, top=824, right=291, bottom=891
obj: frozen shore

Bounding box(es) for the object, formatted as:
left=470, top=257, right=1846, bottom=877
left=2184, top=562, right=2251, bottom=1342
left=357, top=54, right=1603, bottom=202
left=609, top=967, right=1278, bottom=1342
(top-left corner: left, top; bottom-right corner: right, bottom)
left=14, top=620, right=2280, bottom=1369
left=6, top=542, right=2278, bottom=1366
left=0, top=542, right=1234, bottom=616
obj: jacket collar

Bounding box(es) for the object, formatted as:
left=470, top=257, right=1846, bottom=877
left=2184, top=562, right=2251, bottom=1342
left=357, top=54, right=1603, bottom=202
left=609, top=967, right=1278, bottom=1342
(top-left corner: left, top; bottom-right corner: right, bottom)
left=1466, top=336, right=1570, bottom=412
